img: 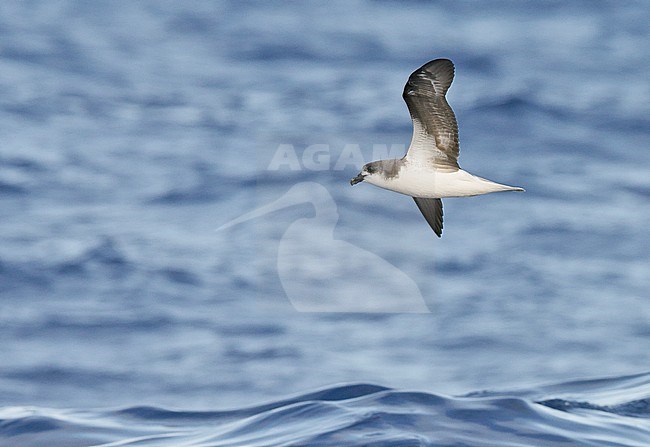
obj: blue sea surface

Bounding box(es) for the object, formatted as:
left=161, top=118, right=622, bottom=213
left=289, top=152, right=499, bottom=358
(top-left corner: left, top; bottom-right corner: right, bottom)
left=1, top=1, right=649, bottom=446
left=2, top=374, right=650, bottom=446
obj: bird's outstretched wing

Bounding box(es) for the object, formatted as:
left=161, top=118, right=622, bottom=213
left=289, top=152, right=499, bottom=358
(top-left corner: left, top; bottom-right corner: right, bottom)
left=413, top=197, right=443, bottom=237
left=403, top=59, right=459, bottom=170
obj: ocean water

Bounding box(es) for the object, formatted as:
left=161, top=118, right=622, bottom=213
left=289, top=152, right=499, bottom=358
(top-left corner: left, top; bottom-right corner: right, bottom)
left=1, top=1, right=649, bottom=446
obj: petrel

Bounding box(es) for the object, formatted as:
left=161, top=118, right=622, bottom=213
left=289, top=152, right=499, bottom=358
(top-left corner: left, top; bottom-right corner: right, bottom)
left=350, top=58, right=524, bottom=237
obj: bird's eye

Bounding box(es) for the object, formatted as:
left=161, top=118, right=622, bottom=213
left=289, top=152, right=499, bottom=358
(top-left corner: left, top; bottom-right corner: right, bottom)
left=366, top=165, right=374, bottom=174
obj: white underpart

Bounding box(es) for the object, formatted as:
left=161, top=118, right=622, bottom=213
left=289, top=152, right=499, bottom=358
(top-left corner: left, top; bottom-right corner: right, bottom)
left=365, top=161, right=523, bottom=199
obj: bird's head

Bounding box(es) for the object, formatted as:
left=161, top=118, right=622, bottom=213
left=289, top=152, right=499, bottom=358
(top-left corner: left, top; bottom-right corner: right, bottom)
left=350, top=161, right=381, bottom=186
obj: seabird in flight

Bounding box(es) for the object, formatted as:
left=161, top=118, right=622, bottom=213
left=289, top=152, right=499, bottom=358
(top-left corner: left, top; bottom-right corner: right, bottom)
left=350, top=58, right=524, bottom=237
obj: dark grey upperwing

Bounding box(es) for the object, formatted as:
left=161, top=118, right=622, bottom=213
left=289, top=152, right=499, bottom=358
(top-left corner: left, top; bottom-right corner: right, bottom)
left=403, top=59, right=460, bottom=169
left=413, top=197, right=443, bottom=238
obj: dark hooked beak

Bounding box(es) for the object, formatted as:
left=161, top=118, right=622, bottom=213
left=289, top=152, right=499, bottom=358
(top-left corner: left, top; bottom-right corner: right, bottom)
left=350, top=173, right=365, bottom=186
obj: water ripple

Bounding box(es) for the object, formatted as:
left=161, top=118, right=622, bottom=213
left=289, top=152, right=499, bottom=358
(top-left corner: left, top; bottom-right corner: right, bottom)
left=2, top=376, right=648, bottom=447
